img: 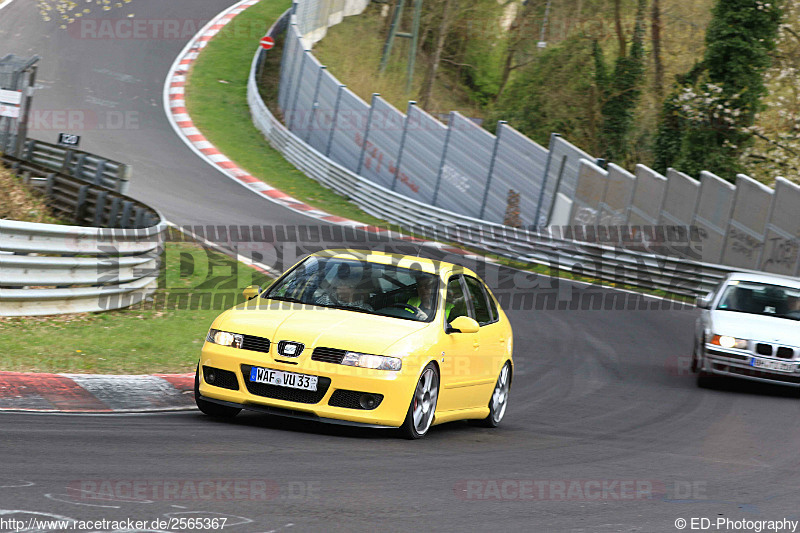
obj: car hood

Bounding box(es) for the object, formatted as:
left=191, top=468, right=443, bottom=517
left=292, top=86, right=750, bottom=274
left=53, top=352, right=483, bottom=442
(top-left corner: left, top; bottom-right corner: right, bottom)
left=709, top=310, right=800, bottom=347
left=217, top=301, right=430, bottom=355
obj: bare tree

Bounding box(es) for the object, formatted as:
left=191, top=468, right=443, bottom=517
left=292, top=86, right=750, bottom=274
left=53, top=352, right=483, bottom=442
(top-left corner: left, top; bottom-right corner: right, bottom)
left=651, top=0, right=663, bottom=98
left=614, top=0, right=626, bottom=58
left=419, top=0, right=456, bottom=110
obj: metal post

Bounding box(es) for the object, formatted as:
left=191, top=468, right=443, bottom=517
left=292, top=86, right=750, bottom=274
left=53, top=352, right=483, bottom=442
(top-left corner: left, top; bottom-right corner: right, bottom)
left=479, top=120, right=506, bottom=219
left=14, top=63, right=37, bottom=158
left=406, top=0, right=423, bottom=93
left=432, top=111, right=455, bottom=206
left=392, top=101, right=416, bottom=191
left=0, top=69, right=20, bottom=154
left=535, top=132, right=561, bottom=226
left=380, top=0, right=406, bottom=73
left=356, top=93, right=379, bottom=175
left=305, top=65, right=326, bottom=143
left=287, top=50, right=307, bottom=132
left=325, top=84, right=345, bottom=157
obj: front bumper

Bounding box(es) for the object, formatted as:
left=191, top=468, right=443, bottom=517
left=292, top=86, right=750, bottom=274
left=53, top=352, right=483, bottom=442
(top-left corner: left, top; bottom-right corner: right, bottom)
left=199, top=343, right=415, bottom=427
left=704, top=345, right=800, bottom=387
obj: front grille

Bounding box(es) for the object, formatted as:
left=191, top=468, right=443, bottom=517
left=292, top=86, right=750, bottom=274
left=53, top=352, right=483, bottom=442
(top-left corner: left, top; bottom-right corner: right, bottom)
left=777, top=347, right=795, bottom=359
left=202, top=366, right=239, bottom=390
left=311, top=347, right=346, bottom=364
left=706, top=348, right=750, bottom=362
left=329, top=389, right=384, bottom=410
left=241, top=364, right=330, bottom=404
left=714, top=363, right=800, bottom=384
left=242, top=334, right=271, bottom=354
left=756, top=343, right=773, bottom=356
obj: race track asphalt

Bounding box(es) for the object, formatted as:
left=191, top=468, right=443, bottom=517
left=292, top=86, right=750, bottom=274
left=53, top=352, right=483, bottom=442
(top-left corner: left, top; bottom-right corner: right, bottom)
left=2, top=1, right=799, bottom=531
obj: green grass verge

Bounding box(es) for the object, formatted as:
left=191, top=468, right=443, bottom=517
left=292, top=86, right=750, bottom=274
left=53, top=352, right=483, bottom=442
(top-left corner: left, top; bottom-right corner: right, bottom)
left=184, top=0, right=383, bottom=226
left=0, top=241, right=272, bottom=374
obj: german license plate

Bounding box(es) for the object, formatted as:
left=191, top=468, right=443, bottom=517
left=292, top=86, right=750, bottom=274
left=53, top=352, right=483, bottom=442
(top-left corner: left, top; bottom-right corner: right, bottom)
left=249, top=367, right=318, bottom=391
left=750, top=358, right=795, bottom=373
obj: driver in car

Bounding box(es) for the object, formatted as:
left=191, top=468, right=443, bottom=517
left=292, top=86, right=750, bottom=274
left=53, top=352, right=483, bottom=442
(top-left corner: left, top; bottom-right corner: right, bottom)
left=316, top=277, right=374, bottom=312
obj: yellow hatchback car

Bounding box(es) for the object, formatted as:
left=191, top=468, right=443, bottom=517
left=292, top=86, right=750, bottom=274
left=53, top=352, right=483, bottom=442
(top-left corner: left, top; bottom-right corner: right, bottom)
left=195, top=249, right=513, bottom=439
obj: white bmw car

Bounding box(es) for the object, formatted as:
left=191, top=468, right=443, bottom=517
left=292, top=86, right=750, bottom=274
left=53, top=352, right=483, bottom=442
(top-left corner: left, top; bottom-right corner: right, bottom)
left=693, top=272, right=800, bottom=388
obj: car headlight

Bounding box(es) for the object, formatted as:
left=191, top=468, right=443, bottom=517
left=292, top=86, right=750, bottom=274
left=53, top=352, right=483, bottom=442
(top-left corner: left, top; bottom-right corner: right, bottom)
left=206, top=329, right=243, bottom=349
left=710, top=335, right=747, bottom=350
left=342, top=351, right=402, bottom=371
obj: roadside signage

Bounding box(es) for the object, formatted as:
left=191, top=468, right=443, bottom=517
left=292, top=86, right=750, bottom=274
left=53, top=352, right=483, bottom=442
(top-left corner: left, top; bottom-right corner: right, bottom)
left=0, top=103, right=19, bottom=118
left=0, top=89, right=22, bottom=105
left=58, top=133, right=80, bottom=147
left=260, top=36, right=275, bottom=50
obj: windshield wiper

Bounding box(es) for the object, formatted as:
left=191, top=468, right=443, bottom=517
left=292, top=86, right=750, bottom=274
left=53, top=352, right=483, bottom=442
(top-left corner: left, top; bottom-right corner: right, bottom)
left=266, top=296, right=305, bottom=304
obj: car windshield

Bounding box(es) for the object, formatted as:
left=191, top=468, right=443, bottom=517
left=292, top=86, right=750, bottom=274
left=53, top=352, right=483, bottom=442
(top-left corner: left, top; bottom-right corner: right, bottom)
left=264, top=256, right=440, bottom=322
left=716, top=282, right=800, bottom=321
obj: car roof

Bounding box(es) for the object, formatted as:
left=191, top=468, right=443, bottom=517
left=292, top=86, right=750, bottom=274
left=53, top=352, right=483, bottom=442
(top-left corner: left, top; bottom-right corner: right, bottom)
left=727, top=271, right=800, bottom=290
left=309, top=249, right=474, bottom=277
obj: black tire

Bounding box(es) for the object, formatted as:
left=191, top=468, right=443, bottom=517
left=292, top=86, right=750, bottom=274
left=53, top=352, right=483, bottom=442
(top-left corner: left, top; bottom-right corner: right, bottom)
left=399, top=362, right=439, bottom=440
left=194, top=365, right=241, bottom=419
left=690, top=338, right=700, bottom=373
left=474, top=361, right=511, bottom=428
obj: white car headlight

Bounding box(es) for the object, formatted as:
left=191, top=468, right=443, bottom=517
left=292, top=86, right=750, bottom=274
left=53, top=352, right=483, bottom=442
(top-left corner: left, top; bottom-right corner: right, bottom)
left=206, top=329, right=243, bottom=349
left=342, top=352, right=402, bottom=371
left=711, top=334, right=747, bottom=350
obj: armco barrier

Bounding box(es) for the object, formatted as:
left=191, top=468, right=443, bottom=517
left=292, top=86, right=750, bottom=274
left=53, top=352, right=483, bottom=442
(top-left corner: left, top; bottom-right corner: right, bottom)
left=247, top=11, right=785, bottom=299
left=0, top=157, right=165, bottom=317
left=20, top=138, right=132, bottom=193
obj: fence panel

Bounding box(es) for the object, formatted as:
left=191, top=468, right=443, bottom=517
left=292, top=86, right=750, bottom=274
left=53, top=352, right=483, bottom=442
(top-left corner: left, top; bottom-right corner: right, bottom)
left=394, top=104, right=447, bottom=205
left=760, top=178, right=800, bottom=276
left=720, top=174, right=773, bottom=270
left=659, top=168, right=699, bottom=227
left=629, top=165, right=667, bottom=227
left=599, top=163, right=635, bottom=226
left=305, top=68, right=340, bottom=154
left=287, top=52, right=322, bottom=137
left=483, top=123, right=548, bottom=226
left=358, top=96, right=405, bottom=189
left=538, top=135, right=594, bottom=225
left=568, top=159, right=607, bottom=226
left=277, top=24, right=301, bottom=111
left=327, top=87, right=369, bottom=173
left=691, top=171, right=736, bottom=264
left=434, top=112, right=494, bottom=218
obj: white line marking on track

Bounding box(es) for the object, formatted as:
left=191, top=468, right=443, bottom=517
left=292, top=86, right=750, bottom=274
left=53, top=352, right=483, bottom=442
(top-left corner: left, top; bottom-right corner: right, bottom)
left=44, top=493, right=120, bottom=508
left=0, top=480, right=34, bottom=488
left=0, top=0, right=16, bottom=12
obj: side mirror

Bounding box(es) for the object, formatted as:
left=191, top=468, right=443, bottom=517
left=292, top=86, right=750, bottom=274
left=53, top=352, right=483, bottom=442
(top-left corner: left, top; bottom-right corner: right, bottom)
left=447, top=316, right=480, bottom=334
left=243, top=285, right=260, bottom=300
left=696, top=292, right=713, bottom=309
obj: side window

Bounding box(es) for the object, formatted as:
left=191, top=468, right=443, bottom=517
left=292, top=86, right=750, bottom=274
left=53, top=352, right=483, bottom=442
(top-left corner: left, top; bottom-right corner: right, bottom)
left=486, top=287, right=499, bottom=322
left=445, top=277, right=468, bottom=323
left=464, top=276, right=492, bottom=325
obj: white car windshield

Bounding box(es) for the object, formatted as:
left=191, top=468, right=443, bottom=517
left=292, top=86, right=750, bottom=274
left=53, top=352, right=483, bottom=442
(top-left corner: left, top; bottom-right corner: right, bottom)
left=716, top=282, right=800, bottom=321
left=264, top=257, right=440, bottom=322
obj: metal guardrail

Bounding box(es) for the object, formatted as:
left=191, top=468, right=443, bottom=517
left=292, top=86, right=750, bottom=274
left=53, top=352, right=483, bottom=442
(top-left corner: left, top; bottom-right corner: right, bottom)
left=19, top=138, right=131, bottom=193
left=0, top=156, right=165, bottom=317
left=3, top=155, right=155, bottom=228
left=247, top=11, right=763, bottom=300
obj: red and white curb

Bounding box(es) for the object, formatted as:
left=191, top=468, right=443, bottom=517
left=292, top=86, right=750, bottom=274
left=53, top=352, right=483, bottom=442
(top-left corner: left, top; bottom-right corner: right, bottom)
left=161, top=0, right=481, bottom=261
left=0, top=372, right=195, bottom=413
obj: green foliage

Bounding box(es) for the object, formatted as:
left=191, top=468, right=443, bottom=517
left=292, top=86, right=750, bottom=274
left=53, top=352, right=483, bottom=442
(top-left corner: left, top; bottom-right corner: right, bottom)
left=593, top=0, right=647, bottom=165
left=654, top=0, right=783, bottom=179
left=489, top=35, right=600, bottom=152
